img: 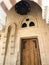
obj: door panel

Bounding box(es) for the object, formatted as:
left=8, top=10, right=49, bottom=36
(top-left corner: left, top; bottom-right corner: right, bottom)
left=21, top=39, right=41, bottom=65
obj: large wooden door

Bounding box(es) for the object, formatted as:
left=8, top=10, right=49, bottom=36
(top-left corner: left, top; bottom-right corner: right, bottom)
left=21, top=39, right=41, bottom=65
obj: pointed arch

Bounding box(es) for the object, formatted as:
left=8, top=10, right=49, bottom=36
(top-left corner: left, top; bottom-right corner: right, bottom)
left=3, top=23, right=17, bottom=65
left=3, top=25, right=12, bottom=65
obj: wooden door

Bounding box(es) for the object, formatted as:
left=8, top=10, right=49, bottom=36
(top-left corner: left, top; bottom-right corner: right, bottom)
left=21, top=39, right=41, bottom=65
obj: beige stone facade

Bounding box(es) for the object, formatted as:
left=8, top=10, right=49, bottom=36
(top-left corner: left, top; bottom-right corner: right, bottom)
left=0, top=1, right=49, bottom=65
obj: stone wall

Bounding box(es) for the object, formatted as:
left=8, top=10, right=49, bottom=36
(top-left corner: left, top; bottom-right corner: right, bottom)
left=0, top=1, right=49, bottom=65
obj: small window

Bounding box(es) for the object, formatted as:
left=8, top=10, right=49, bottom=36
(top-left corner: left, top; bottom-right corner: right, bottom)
left=26, top=18, right=29, bottom=21
left=29, top=22, right=35, bottom=27
left=22, top=23, right=27, bottom=28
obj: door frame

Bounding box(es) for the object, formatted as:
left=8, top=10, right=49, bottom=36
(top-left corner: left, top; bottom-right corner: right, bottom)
left=20, top=37, right=42, bottom=65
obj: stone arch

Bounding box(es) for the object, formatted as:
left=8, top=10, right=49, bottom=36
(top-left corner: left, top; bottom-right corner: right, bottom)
left=3, top=23, right=17, bottom=65
left=9, top=0, right=42, bottom=13
left=3, top=25, right=12, bottom=65
left=0, top=0, right=42, bottom=14
left=20, top=15, right=38, bottom=28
